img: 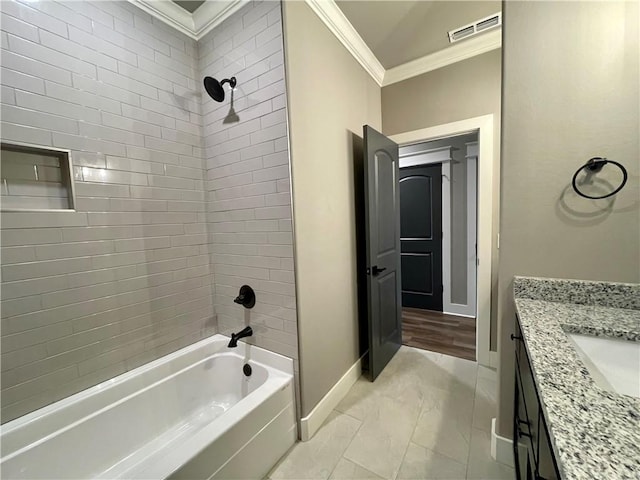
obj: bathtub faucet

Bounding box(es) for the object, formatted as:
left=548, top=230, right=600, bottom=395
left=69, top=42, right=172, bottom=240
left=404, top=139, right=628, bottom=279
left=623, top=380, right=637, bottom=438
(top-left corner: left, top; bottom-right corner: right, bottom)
left=228, top=326, right=253, bottom=348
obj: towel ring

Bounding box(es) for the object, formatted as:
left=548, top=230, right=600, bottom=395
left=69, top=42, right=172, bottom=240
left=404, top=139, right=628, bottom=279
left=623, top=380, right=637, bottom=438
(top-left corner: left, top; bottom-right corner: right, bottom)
left=571, top=157, right=628, bottom=199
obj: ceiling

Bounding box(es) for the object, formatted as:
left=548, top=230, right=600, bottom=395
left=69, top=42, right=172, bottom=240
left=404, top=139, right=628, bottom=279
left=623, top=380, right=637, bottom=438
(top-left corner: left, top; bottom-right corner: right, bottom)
left=173, top=0, right=206, bottom=14
left=335, top=0, right=501, bottom=69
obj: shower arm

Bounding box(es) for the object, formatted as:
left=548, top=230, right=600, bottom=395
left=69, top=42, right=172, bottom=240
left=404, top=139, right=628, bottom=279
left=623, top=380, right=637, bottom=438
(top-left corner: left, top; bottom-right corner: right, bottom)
left=220, top=77, right=237, bottom=89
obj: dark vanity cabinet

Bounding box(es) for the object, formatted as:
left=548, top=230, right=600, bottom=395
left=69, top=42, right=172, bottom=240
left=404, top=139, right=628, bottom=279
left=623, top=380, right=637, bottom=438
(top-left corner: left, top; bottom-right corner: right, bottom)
left=513, top=318, right=561, bottom=480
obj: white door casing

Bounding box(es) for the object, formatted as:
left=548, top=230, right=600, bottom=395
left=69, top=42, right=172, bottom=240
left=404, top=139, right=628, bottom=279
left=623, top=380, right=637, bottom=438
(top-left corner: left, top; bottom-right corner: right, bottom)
left=391, top=114, right=496, bottom=367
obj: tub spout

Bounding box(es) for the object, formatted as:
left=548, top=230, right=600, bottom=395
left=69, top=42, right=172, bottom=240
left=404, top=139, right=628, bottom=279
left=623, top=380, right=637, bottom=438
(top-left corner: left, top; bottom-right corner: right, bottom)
left=228, top=326, right=253, bottom=348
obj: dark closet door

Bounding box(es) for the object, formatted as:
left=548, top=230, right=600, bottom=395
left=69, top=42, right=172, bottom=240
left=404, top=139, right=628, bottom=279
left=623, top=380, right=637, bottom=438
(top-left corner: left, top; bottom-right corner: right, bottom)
left=399, top=164, right=443, bottom=311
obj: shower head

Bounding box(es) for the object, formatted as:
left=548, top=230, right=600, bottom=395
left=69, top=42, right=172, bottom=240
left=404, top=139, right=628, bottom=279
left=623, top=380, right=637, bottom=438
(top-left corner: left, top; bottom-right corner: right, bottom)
left=203, top=76, right=237, bottom=102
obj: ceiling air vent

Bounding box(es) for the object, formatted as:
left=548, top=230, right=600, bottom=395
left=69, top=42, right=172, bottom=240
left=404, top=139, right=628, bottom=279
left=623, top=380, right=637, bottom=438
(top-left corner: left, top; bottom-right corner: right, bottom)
left=448, top=12, right=502, bottom=44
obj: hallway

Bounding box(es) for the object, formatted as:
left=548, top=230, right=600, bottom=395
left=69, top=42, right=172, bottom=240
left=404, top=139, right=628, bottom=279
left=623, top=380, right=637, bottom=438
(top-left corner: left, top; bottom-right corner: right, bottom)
left=268, top=346, right=513, bottom=480
left=402, top=308, right=476, bottom=361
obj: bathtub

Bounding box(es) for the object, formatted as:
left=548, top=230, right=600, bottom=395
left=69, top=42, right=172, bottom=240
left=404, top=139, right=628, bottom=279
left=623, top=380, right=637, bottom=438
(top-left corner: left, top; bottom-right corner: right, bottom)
left=0, top=335, right=296, bottom=479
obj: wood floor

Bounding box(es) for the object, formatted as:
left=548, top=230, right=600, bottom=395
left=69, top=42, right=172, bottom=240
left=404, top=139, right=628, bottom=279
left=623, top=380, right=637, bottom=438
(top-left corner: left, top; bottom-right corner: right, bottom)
left=402, top=307, right=476, bottom=361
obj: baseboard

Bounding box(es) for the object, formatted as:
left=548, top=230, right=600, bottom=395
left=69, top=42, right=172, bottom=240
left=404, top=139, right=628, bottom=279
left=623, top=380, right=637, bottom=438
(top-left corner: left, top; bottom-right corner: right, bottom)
left=490, top=418, right=515, bottom=467
left=489, top=351, right=498, bottom=369
left=443, top=306, right=475, bottom=318
left=299, top=358, right=362, bottom=441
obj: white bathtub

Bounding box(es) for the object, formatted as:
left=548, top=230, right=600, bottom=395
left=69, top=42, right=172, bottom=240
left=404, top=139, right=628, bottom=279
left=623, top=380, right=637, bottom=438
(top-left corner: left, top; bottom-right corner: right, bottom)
left=0, top=335, right=296, bottom=479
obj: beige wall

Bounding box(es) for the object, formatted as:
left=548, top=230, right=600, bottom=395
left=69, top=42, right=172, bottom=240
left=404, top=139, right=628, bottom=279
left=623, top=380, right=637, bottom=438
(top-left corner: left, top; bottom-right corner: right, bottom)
left=382, top=50, right=502, bottom=350
left=496, top=0, right=639, bottom=436
left=282, top=1, right=382, bottom=416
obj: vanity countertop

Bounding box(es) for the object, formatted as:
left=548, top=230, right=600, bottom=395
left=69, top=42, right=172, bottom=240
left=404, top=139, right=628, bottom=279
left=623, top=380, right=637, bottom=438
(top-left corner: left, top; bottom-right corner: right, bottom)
left=513, top=276, right=640, bottom=480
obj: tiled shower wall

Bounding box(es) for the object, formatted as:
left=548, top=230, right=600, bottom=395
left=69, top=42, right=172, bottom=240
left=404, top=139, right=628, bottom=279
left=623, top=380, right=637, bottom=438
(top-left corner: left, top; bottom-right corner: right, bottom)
left=199, top=1, right=297, bottom=361
left=0, top=1, right=225, bottom=423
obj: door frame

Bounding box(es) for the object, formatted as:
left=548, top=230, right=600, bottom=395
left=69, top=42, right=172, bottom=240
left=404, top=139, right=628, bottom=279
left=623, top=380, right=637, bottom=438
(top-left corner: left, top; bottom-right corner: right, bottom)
left=390, top=114, right=497, bottom=367
left=399, top=140, right=477, bottom=318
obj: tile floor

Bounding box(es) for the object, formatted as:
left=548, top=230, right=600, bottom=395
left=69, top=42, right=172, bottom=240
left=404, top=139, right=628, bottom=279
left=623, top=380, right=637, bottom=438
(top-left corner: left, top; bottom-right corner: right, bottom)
left=268, top=346, right=515, bottom=480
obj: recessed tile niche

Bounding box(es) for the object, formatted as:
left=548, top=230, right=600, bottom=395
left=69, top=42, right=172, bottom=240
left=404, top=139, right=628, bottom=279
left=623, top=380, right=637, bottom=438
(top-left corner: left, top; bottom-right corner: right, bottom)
left=1, top=143, right=76, bottom=211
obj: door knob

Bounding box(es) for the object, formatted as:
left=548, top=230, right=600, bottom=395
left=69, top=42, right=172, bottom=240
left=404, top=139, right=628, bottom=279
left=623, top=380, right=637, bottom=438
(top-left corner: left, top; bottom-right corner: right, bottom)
left=371, top=266, right=387, bottom=276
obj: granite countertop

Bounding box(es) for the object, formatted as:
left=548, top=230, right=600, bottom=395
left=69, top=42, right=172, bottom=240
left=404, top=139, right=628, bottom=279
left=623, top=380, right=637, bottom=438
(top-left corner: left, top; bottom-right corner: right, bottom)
left=513, top=276, right=640, bottom=480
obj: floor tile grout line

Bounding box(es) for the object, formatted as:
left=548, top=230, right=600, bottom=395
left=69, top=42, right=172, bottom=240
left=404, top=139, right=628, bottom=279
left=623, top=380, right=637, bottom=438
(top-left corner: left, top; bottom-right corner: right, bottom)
left=464, top=369, right=482, bottom=479
left=391, top=385, right=426, bottom=480
left=328, top=408, right=366, bottom=480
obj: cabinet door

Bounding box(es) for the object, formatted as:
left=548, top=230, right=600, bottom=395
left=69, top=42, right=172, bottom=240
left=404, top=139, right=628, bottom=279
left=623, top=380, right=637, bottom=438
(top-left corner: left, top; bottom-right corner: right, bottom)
left=537, top=417, right=560, bottom=480
left=518, top=346, right=540, bottom=466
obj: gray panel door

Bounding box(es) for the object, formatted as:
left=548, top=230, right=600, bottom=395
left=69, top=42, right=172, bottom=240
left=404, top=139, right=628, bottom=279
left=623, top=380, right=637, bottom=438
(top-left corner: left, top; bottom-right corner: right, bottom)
left=363, top=125, right=402, bottom=381
left=399, top=164, right=443, bottom=311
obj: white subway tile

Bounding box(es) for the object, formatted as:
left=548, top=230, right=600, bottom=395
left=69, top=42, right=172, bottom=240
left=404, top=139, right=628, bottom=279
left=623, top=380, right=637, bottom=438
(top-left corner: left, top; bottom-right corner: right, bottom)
left=0, top=246, right=36, bottom=264
left=22, top=0, right=93, bottom=34
left=38, top=30, right=115, bottom=74
left=113, top=18, right=170, bottom=56
left=35, top=241, right=115, bottom=261
left=68, top=25, right=137, bottom=66
left=46, top=81, right=121, bottom=115
left=233, top=14, right=268, bottom=48
left=254, top=205, right=291, bottom=220
left=276, top=178, right=290, bottom=193
left=272, top=93, right=287, bottom=111
left=1, top=85, right=16, bottom=105
left=53, top=133, right=126, bottom=157
left=1, top=50, right=72, bottom=86
left=242, top=1, right=278, bottom=30
left=69, top=1, right=114, bottom=29
left=74, top=182, right=130, bottom=199
left=0, top=13, right=39, bottom=42
left=118, top=60, right=173, bottom=92
left=140, top=96, right=190, bottom=122
left=72, top=74, right=141, bottom=108
left=98, top=67, right=158, bottom=100
left=252, top=165, right=289, bottom=183
left=161, top=128, right=201, bottom=147
left=264, top=192, right=291, bottom=207
left=144, top=136, right=192, bottom=156
left=78, top=122, right=144, bottom=147
left=1, top=104, right=78, bottom=134
left=267, top=6, right=281, bottom=26
left=15, top=90, right=100, bottom=124
left=2, top=256, right=92, bottom=282
left=92, top=2, right=135, bottom=27
left=1, top=0, right=68, bottom=38
left=81, top=167, right=148, bottom=186
left=239, top=140, right=274, bottom=161
left=105, top=156, right=164, bottom=175
left=1, top=122, right=52, bottom=146
left=262, top=150, right=289, bottom=168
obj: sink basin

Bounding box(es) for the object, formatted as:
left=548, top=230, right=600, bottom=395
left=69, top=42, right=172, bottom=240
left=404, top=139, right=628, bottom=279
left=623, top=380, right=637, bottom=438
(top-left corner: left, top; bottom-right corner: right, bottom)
left=567, top=333, right=640, bottom=399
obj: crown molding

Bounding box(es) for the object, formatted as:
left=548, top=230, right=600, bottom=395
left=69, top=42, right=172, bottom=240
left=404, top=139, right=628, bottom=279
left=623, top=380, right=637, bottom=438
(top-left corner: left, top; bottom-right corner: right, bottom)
left=127, top=0, right=247, bottom=41
left=382, top=28, right=502, bottom=86
left=193, top=1, right=247, bottom=39
left=303, top=0, right=385, bottom=86
left=126, top=0, right=500, bottom=87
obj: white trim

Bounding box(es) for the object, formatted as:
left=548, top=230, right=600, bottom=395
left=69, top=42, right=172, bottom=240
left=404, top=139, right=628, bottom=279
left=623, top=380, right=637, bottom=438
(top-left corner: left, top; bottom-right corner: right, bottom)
left=399, top=146, right=453, bottom=168
left=382, top=28, right=502, bottom=86
left=390, top=114, right=496, bottom=367
left=466, top=150, right=478, bottom=317
left=299, top=357, right=362, bottom=441
left=192, top=1, right=247, bottom=39
left=489, top=350, right=498, bottom=369
left=441, top=161, right=452, bottom=316
left=127, top=0, right=499, bottom=87
left=126, top=0, right=247, bottom=41
left=303, top=0, right=385, bottom=86
left=491, top=418, right=516, bottom=467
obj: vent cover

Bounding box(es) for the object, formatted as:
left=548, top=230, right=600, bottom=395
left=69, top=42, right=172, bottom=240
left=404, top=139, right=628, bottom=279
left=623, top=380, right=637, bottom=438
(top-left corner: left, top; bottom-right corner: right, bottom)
left=448, top=12, right=502, bottom=43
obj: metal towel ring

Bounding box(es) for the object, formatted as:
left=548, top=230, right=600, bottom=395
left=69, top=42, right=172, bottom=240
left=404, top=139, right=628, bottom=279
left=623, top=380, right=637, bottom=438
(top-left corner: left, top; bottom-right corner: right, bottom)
left=571, top=157, right=628, bottom=199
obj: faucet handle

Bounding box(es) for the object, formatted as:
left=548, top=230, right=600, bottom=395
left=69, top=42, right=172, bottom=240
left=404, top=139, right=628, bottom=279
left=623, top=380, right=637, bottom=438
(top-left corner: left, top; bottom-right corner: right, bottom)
left=234, top=285, right=255, bottom=309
